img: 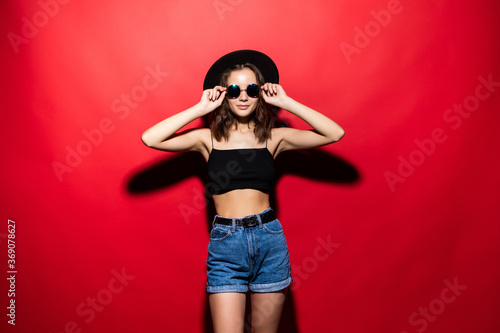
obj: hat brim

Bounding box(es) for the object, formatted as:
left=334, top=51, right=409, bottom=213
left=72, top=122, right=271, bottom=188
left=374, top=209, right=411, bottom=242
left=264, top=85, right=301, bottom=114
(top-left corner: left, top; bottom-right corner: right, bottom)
left=203, top=50, right=279, bottom=90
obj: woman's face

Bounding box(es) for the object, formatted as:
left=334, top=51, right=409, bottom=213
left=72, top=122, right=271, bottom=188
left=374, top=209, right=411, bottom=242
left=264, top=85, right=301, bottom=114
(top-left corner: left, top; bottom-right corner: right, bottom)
left=226, top=68, right=259, bottom=119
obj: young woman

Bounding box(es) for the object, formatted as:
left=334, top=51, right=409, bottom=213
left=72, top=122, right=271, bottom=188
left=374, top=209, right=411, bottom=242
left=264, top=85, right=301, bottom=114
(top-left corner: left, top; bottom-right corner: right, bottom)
left=142, top=50, right=344, bottom=333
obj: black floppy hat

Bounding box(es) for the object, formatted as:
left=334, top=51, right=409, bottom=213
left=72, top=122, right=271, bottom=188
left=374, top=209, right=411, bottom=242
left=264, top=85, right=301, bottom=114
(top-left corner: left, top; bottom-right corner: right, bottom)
left=203, top=49, right=279, bottom=90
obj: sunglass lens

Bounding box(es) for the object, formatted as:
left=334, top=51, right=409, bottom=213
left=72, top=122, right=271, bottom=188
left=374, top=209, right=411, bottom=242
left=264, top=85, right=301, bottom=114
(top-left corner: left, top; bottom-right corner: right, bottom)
left=246, top=84, right=260, bottom=98
left=227, top=85, right=240, bottom=98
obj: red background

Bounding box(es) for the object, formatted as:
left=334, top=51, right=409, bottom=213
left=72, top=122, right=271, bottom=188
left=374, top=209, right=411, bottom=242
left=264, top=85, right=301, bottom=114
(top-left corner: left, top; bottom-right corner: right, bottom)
left=2, top=1, right=500, bottom=332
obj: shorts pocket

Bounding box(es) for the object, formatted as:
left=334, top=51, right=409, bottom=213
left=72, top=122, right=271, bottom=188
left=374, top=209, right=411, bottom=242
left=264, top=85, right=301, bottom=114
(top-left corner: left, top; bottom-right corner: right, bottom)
left=209, top=226, right=232, bottom=242
left=263, top=220, right=284, bottom=235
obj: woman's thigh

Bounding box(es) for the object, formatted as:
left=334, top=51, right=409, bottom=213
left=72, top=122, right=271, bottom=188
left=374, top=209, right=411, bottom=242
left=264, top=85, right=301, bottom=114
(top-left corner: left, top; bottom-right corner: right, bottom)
left=209, top=292, right=246, bottom=333
left=250, top=289, right=288, bottom=333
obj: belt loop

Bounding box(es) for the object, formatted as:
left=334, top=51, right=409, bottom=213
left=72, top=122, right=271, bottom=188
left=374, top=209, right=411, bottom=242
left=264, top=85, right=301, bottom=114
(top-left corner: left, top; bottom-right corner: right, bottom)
left=257, top=212, right=263, bottom=228
left=231, top=218, right=236, bottom=232
left=212, top=215, right=218, bottom=228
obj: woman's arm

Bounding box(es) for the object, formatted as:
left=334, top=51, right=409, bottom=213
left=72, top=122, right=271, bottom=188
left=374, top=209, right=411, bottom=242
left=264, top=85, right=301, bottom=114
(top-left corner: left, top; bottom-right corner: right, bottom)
left=261, top=83, right=345, bottom=154
left=141, top=87, right=226, bottom=153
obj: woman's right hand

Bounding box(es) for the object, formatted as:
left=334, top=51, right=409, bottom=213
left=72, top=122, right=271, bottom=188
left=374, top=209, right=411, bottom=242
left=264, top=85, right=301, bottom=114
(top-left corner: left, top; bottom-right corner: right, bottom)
left=199, top=86, right=226, bottom=113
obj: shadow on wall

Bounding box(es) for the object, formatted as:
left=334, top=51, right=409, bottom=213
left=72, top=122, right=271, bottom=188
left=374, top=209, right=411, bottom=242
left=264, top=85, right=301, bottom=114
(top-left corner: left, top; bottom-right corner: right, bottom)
left=127, top=149, right=360, bottom=220
left=127, top=148, right=360, bottom=332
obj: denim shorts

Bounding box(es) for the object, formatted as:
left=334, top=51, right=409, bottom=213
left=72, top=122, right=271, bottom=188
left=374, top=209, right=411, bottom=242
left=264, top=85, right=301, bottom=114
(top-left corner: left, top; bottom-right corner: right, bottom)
left=206, top=208, right=292, bottom=293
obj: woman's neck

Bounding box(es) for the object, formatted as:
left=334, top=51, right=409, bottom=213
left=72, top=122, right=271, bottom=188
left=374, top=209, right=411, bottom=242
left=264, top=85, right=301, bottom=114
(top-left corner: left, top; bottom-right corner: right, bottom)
left=232, top=118, right=256, bottom=133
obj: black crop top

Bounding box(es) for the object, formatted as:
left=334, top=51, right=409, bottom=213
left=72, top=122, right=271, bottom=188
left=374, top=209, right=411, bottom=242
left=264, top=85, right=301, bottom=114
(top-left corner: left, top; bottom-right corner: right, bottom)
left=206, top=135, right=274, bottom=195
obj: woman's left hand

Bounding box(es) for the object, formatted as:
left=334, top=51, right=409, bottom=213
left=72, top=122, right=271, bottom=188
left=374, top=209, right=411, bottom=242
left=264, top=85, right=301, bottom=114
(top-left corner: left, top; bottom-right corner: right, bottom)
left=261, top=83, right=290, bottom=109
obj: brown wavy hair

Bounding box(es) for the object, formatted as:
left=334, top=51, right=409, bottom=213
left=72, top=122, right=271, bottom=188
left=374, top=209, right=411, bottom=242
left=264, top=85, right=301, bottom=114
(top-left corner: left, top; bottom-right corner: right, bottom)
left=209, top=63, right=274, bottom=143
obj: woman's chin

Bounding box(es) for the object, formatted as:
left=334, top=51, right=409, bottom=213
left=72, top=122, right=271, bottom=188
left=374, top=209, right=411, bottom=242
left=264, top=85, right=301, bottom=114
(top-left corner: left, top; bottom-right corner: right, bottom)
left=231, top=108, right=256, bottom=120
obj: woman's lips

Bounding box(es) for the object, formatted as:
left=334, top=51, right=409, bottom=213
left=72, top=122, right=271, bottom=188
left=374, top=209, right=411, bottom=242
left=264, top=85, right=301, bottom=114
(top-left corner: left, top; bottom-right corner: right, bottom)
left=237, top=105, right=249, bottom=110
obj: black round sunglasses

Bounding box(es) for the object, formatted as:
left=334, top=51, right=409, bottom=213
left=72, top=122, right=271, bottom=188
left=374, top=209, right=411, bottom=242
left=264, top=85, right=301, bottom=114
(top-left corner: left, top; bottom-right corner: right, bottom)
left=226, top=84, right=260, bottom=98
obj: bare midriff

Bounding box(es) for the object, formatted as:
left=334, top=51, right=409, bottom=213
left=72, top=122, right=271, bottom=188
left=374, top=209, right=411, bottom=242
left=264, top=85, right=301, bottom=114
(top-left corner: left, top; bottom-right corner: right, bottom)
left=212, top=189, right=271, bottom=219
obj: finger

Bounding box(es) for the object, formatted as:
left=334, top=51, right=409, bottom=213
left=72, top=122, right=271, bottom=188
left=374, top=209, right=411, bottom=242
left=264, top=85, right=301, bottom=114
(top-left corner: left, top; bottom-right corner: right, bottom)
left=213, top=86, right=222, bottom=101
left=267, top=85, right=272, bottom=96
left=262, top=87, right=269, bottom=97
left=268, top=85, right=275, bottom=96
left=266, top=84, right=271, bottom=94
left=213, top=90, right=225, bottom=105
left=216, top=87, right=224, bottom=99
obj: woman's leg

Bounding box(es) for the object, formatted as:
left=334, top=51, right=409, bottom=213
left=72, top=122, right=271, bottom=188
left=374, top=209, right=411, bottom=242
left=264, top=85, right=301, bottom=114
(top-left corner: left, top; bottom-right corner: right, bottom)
left=250, top=288, right=288, bottom=333
left=209, top=292, right=247, bottom=333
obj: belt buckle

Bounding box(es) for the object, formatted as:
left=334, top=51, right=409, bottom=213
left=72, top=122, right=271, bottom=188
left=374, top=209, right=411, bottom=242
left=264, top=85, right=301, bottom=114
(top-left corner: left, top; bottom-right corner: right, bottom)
left=242, top=216, right=258, bottom=227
